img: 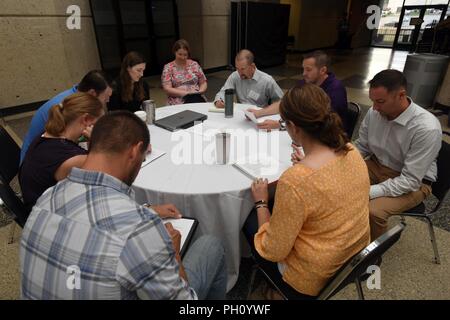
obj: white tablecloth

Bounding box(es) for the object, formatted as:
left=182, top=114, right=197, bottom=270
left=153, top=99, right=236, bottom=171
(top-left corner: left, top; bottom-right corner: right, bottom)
left=132, top=102, right=293, bottom=291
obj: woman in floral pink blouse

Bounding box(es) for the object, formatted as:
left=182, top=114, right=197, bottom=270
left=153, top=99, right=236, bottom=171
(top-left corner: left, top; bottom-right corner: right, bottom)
left=161, top=39, right=208, bottom=105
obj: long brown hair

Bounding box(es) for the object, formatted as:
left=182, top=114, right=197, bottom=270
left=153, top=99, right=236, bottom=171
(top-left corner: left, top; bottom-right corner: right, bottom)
left=45, top=92, right=104, bottom=137
left=280, top=84, right=350, bottom=153
left=120, top=51, right=146, bottom=103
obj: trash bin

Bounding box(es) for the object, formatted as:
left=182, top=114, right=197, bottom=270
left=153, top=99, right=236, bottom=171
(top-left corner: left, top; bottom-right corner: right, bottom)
left=403, top=53, right=449, bottom=108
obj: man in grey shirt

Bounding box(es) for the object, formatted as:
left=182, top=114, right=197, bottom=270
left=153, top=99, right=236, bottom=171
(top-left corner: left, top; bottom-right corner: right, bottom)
left=214, top=49, right=283, bottom=109
left=355, top=70, right=442, bottom=240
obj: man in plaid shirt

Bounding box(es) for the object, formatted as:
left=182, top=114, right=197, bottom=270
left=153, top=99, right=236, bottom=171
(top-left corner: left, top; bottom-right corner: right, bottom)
left=20, top=111, right=227, bottom=300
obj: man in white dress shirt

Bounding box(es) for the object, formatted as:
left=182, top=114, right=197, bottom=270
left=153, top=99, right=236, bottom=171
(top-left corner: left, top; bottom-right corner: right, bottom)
left=355, top=69, right=442, bottom=240
left=214, top=49, right=283, bottom=109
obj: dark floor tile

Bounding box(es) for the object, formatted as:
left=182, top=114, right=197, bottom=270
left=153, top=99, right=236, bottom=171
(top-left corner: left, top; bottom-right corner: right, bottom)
left=330, top=56, right=347, bottom=65
left=276, top=79, right=299, bottom=90
left=262, top=66, right=299, bottom=78
left=7, top=116, right=32, bottom=140
left=0, top=177, right=21, bottom=228
left=204, top=76, right=226, bottom=101
left=226, top=257, right=267, bottom=300
left=341, top=74, right=369, bottom=90
left=424, top=196, right=450, bottom=232
left=0, top=207, right=13, bottom=229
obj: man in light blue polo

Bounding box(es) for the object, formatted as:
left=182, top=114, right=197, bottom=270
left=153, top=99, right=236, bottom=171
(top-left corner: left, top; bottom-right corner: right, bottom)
left=20, top=70, right=112, bottom=163
left=214, top=49, right=283, bottom=109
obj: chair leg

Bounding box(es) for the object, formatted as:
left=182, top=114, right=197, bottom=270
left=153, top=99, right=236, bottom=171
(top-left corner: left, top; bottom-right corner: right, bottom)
left=424, top=216, right=441, bottom=265
left=246, top=264, right=259, bottom=300
left=355, top=279, right=365, bottom=300
left=8, top=222, right=16, bottom=245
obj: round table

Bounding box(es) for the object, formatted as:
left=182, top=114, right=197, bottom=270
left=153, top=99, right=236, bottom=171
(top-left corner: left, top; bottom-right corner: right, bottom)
left=132, top=102, right=293, bottom=291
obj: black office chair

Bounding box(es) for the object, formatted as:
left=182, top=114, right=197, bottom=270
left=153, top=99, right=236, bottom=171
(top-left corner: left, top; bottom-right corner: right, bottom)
left=317, top=223, right=405, bottom=300
left=0, top=125, right=30, bottom=229
left=0, top=125, right=21, bottom=184
left=0, top=181, right=28, bottom=228
left=247, top=223, right=406, bottom=300
left=347, top=102, right=361, bottom=139
left=395, top=141, right=450, bottom=265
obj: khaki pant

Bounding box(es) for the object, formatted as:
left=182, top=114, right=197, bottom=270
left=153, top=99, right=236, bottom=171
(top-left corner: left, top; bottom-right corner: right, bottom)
left=366, top=157, right=432, bottom=241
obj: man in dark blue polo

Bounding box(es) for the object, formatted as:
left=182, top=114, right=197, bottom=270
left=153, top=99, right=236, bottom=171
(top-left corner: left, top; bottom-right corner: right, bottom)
left=248, top=51, right=350, bottom=136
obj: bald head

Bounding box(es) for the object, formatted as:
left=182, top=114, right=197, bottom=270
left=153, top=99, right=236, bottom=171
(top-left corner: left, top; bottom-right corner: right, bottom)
left=235, top=49, right=254, bottom=65
left=235, top=49, right=256, bottom=80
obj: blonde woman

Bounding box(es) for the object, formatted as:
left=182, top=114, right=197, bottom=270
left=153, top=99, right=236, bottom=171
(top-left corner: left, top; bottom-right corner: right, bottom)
left=20, top=92, right=105, bottom=208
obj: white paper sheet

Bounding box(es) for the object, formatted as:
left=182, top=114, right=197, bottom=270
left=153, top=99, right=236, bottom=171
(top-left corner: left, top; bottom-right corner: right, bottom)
left=233, top=153, right=291, bottom=182
left=163, top=218, right=196, bottom=253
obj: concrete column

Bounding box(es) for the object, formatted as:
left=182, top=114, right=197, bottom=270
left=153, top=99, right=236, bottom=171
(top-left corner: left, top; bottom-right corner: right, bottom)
left=0, top=0, right=101, bottom=109
left=177, top=0, right=230, bottom=70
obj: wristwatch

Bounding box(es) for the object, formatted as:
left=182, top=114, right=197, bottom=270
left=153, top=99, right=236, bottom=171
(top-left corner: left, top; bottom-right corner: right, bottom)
left=279, top=119, right=287, bottom=131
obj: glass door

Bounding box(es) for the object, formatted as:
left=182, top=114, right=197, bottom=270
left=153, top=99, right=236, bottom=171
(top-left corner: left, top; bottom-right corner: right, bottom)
left=395, top=7, right=422, bottom=50
left=394, top=5, right=448, bottom=51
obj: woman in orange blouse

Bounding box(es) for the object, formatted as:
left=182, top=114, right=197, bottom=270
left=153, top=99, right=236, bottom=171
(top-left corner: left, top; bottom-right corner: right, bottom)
left=246, top=84, right=370, bottom=299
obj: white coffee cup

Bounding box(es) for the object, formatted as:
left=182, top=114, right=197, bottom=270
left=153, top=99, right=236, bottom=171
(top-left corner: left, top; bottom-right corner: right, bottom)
left=134, top=111, right=147, bottom=123
left=215, top=132, right=231, bottom=165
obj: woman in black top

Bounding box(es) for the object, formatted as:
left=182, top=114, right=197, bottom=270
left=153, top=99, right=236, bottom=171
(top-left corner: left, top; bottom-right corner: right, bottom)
left=20, top=92, right=105, bottom=208
left=108, top=51, right=150, bottom=112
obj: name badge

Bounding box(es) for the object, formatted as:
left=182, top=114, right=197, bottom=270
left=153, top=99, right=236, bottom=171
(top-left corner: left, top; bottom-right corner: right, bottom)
left=248, top=90, right=260, bottom=101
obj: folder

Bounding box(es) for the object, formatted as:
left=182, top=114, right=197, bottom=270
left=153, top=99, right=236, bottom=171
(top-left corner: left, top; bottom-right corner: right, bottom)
left=163, top=217, right=199, bottom=258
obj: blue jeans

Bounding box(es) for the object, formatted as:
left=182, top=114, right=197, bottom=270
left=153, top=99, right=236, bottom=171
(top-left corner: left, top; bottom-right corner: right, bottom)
left=183, top=235, right=227, bottom=300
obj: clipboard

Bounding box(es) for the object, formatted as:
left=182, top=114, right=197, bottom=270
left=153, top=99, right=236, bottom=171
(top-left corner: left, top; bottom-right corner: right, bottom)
left=164, top=217, right=199, bottom=258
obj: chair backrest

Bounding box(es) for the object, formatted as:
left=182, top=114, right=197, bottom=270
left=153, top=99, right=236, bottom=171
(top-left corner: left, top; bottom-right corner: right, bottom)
left=317, top=223, right=406, bottom=300
left=0, top=179, right=30, bottom=228
left=347, top=102, right=361, bottom=138
left=433, top=141, right=450, bottom=203
left=0, top=125, right=21, bottom=184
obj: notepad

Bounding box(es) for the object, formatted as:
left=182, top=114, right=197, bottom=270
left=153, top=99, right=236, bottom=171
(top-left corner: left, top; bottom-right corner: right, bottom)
left=164, top=217, right=198, bottom=258
left=141, top=148, right=166, bottom=168
left=233, top=153, right=290, bottom=182
left=208, top=107, right=225, bottom=113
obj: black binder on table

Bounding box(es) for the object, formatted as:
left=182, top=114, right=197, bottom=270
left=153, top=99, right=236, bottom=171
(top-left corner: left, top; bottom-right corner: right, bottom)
left=164, top=217, right=199, bottom=258
left=154, top=110, right=207, bottom=132
left=183, top=93, right=207, bottom=104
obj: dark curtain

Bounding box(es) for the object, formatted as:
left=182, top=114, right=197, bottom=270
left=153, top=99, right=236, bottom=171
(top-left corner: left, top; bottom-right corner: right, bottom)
left=231, top=1, right=290, bottom=68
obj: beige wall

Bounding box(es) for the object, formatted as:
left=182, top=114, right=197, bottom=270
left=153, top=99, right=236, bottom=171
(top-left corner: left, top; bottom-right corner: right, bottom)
left=281, top=0, right=302, bottom=48
left=281, top=0, right=376, bottom=51
left=177, top=0, right=229, bottom=70
left=177, top=0, right=281, bottom=70
left=0, top=0, right=101, bottom=109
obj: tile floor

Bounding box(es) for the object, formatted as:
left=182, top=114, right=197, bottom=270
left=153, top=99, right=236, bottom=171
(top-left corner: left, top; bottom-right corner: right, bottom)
left=1, top=47, right=449, bottom=300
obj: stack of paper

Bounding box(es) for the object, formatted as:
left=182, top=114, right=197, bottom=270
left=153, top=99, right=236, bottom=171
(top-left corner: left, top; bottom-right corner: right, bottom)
left=208, top=107, right=225, bottom=113
left=232, top=153, right=291, bottom=182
